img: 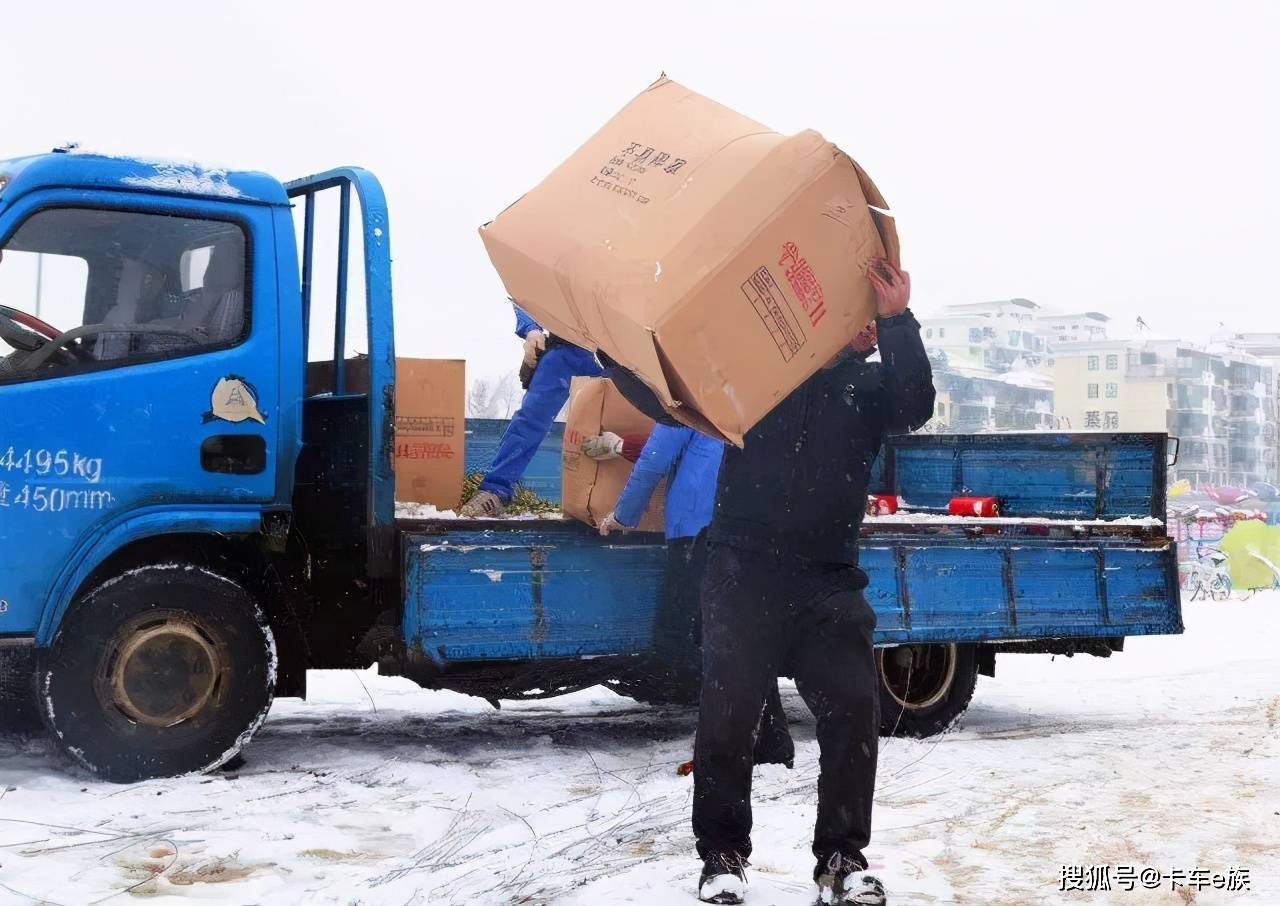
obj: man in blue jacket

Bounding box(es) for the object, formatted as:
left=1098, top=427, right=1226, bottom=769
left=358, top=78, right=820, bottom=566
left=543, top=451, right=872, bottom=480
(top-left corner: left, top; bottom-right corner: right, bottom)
left=461, top=305, right=601, bottom=516
left=584, top=424, right=793, bottom=767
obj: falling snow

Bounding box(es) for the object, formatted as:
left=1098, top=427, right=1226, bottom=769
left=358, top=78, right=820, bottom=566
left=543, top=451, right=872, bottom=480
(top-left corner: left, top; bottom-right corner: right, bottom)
left=1, top=596, right=1277, bottom=904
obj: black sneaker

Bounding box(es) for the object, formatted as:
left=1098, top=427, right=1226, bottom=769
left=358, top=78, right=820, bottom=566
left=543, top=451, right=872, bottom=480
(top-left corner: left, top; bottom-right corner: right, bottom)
left=814, top=853, right=885, bottom=905
left=699, top=852, right=748, bottom=904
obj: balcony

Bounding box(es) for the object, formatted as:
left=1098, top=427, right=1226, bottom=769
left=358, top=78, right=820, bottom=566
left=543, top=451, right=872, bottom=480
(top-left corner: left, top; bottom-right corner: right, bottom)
left=1126, top=363, right=1174, bottom=378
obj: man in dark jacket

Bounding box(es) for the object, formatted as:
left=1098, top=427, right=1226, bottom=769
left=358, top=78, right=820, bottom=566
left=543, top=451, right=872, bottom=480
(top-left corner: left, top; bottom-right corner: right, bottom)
left=604, top=258, right=933, bottom=905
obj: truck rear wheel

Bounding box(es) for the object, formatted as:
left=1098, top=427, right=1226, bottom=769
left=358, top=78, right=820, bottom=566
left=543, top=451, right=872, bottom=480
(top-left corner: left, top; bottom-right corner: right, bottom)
left=876, top=643, right=978, bottom=738
left=39, top=564, right=276, bottom=783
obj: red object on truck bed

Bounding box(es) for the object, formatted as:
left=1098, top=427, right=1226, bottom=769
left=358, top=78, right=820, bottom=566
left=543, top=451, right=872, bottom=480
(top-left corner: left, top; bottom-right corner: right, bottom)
left=949, top=496, right=1000, bottom=517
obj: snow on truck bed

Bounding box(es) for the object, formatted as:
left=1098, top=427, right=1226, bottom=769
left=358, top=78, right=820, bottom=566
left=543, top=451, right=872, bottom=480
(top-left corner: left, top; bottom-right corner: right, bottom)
left=393, top=501, right=1161, bottom=530
left=394, top=502, right=564, bottom=521
left=2, top=595, right=1276, bottom=904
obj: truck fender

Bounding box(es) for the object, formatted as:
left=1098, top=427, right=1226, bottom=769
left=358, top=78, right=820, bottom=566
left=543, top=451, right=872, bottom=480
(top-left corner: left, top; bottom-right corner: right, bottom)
left=36, top=507, right=262, bottom=646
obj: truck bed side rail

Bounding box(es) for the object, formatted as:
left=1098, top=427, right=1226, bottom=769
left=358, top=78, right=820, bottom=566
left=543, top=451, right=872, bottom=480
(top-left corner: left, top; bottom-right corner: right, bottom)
left=872, top=432, right=1168, bottom=520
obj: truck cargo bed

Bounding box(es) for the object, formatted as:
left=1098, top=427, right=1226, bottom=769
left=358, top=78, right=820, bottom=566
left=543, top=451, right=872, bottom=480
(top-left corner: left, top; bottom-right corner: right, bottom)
left=399, top=432, right=1180, bottom=665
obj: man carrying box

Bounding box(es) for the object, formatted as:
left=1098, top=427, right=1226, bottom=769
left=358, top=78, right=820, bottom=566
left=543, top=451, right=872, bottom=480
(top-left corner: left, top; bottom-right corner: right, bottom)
left=603, top=258, right=933, bottom=906
left=583, top=425, right=794, bottom=769
left=461, top=304, right=601, bottom=517
left=696, top=258, right=931, bottom=906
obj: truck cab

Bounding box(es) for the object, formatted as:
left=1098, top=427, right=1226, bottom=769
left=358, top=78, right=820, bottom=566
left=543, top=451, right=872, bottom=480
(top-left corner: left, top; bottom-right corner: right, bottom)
left=0, top=151, right=1182, bottom=783
left=0, top=151, right=397, bottom=780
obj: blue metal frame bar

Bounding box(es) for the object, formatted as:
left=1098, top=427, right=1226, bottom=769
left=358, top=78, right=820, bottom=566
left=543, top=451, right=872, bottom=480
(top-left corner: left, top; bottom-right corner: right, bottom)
left=300, top=193, right=315, bottom=361
left=333, top=181, right=351, bottom=395
left=284, top=168, right=396, bottom=546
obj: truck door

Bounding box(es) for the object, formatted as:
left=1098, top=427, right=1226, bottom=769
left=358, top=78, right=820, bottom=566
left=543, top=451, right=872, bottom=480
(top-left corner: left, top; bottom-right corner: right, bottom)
left=0, top=194, right=281, bottom=639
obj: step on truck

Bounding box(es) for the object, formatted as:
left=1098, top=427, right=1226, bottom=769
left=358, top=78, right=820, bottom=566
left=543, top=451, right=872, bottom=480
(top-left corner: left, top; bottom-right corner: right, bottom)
left=0, top=152, right=1182, bottom=782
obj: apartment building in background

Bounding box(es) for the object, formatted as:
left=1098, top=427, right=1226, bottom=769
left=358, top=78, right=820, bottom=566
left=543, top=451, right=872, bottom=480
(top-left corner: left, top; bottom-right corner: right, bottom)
left=920, top=296, right=1280, bottom=487
left=922, top=298, right=1050, bottom=374
left=1052, top=338, right=1277, bottom=488
left=1034, top=310, right=1111, bottom=348
left=929, top=366, right=1055, bottom=433
left=920, top=298, right=1055, bottom=433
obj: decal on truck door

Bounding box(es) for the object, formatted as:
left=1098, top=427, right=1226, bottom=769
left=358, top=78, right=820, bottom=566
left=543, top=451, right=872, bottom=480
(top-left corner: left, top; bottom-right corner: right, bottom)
left=204, top=376, right=267, bottom=424
left=0, top=447, right=113, bottom=514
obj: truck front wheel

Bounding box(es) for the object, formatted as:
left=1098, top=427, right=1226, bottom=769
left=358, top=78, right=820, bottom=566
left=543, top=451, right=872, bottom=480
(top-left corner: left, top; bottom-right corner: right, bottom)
left=39, top=564, right=277, bottom=783
left=876, top=643, right=978, bottom=738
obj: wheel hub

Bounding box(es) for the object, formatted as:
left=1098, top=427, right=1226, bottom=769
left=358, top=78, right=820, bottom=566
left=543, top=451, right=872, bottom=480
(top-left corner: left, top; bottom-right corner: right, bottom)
left=879, top=643, right=958, bottom=711
left=102, top=617, right=223, bottom=727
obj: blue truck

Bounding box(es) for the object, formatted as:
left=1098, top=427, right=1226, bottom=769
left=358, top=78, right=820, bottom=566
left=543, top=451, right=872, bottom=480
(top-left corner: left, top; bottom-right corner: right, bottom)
left=0, top=151, right=1182, bottom=782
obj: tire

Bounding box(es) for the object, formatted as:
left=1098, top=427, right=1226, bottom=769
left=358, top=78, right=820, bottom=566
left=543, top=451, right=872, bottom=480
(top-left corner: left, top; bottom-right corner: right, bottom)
left=38, top=563, right=277, bottom=783
left=1, top=643, right=40, bottom=734
left=877, top=643, right=978, bottom=738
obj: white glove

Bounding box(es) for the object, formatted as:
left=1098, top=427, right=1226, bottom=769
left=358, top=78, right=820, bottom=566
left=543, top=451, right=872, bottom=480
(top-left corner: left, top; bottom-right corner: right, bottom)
left=522, top=329, right=547, bottom=367
left=582, top=431, right=624, bottom=460
left=598, top=511, right=628, bottom=536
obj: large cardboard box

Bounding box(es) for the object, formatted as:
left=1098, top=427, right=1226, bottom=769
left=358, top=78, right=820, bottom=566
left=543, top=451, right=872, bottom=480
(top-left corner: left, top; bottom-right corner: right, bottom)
left=480, top=76, right=899, bottom=446
left=562, top=376, right=665, bottom=532
left=306, top=357, right=465, bottom=509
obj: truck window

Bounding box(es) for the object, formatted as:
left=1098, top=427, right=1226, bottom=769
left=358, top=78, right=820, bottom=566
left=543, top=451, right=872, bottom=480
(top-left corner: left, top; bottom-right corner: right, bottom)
left=0, top=207, right=249, bottom=384
left=0, top=250, right=89, bottom=338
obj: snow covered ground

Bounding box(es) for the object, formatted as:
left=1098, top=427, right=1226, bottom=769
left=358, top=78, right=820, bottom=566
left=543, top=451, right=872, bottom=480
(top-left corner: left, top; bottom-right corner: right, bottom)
left=2, top=595, right=1277, bottom=906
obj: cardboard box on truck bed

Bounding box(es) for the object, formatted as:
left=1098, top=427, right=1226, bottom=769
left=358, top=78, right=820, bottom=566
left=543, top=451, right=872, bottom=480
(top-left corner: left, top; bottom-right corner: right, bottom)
left=480, top=75, right=899, bottom=446
left=562, top=376, right=665, bottom=533
left=306, top=357, right=465, bottom=509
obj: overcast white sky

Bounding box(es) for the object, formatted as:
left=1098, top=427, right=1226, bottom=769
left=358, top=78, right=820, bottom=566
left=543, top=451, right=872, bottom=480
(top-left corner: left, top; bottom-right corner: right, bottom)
left=6, top=0, right=1279, bottom=382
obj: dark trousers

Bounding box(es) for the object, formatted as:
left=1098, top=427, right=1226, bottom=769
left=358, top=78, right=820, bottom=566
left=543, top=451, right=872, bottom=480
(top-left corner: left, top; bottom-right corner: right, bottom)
left=650, top=535, right=791, bottom=761
left=652, top=535, right=706, bottom=693
left=693, top=544, right=880, bottom=864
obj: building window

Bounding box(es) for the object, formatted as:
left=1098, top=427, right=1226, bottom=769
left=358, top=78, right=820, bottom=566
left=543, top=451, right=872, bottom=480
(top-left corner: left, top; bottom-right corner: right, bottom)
left=1088, top=383, right=1099, bottom=399
left=1106, top=383, right=1118, bottom=398
left=936, top=402, right=945, bottom=417
left=1106, top=354, right=1119, bottom=370
left=969, top=328, right=983, bottom=343
left=1105, top=411, right=1119, bottom=429
left=1088, top=356, right=1099, bottom=371
left=926, top=328, right=933, bottom=339
left=1085, top=411, right=1101, bottom=428
left=938, top=327, right=945, bottom=338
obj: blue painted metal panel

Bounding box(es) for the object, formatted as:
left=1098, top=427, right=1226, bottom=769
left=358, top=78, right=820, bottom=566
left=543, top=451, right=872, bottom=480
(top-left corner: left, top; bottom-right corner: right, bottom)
left=0, top=152, right=289, bottom=209
left=902, top=547, right=1009, bottom=630
left=1105, top=443, right=1163, bottom=518
left=859, top=546, right=905, bottom=631
left=402, top=522, right=1182, bottom=660
left=403, top=526, right=664, bottom=662
left=1010, top=547, right=1103, bottom=631
left=883, top=433, right=1164, bottom=519
left=1105, top=547, right=1182, bottom=630
left=465, top=419, right=564, bottom=503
